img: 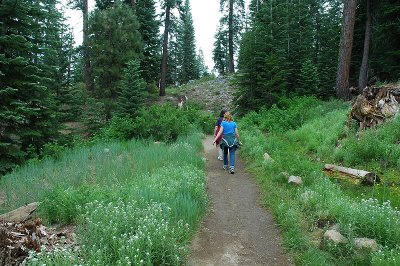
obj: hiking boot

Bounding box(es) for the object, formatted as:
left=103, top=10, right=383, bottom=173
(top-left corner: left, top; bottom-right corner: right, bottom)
left=229, top=168, right=235, bottom=174
left=223, top=165, right=228, bottom=170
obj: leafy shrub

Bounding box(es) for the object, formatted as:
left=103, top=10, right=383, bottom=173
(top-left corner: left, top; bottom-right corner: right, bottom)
left=92, top=103, right=213, bottom=143
left=132, top=104, right=194, bottom=142
left=40, top=142, right=67, bottom=159
left=240, top=96, right=348, bottom=134
left=95, top=116, right=135, bottom=141
left=198, top=113, right=215, bottom=135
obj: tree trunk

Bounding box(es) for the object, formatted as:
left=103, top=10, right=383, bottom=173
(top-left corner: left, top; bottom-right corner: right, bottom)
left=358, top=0, right=371, bottom=91
left=82, top=0, right=93, bottom=92
left=228, top=0, right=234, bottom=73
left=160, top=5, right=171, bottom=96
left=335, top=0, right=356, bottom=100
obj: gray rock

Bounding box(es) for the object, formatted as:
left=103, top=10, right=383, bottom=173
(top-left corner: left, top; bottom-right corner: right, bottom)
left=323, top=229, right=348, bottom=244
left=288, top=175, right=302, bottom=185
left=354, top=238, right=378, bottom=252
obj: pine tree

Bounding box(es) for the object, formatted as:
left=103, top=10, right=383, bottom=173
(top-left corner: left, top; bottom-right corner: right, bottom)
left=212, top=23, right=228, bottom=75
left=136, top=0, right=161, bottom=86
left=235, top=26, right=287, bottom=113
left=196, top=49, right=209, bottom=77
left=235, top=0, right=344, bottom=112
left=177, top=0, right=199, bottom=84
left=88, top=0, right=143, bottom=117
left=298, top=59, right=319, bottom=96
left=0, top=0, right=62, bottom=173
left=368, top=0, right=400, bottom=80
left=116, top=59, right=147, bottom=118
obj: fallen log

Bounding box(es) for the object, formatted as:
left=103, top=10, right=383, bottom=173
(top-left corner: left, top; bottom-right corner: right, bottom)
left=324, top=164, right=379, bottom=185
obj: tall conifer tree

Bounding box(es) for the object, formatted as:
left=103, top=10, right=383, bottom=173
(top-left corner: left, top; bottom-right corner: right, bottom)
left=177, top=0, right=199, bottom=84
left=0, top=0, right=62, bottom=172
left=212, top=23, right=228, bottom=75
left=88, top=1, right=143, bottom=117
left=136, top=0, right=161, bottom=86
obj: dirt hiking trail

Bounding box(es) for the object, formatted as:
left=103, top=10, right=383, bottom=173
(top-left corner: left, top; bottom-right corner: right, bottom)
left=189, top=136, right=291, bottom=266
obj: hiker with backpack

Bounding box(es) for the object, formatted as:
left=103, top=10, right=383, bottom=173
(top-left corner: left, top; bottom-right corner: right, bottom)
left=212, top=112, right=241, bottom=174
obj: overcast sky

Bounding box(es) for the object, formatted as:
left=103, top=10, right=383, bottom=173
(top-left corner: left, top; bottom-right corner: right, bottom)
left=61, top=0, right=250, bottom=71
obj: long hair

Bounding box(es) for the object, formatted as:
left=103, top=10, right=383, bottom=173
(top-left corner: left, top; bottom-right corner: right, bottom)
left=219, top=109, right=226, bottom=118
left=224, top=112, right=233, bottom=121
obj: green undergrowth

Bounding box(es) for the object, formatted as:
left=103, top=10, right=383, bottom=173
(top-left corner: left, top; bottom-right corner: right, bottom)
left=239, top=96, right=400, bottom=265
left=1, top=131, right=207, bottom=265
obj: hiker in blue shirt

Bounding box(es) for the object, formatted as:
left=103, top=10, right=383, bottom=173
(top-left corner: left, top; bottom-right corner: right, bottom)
left=212, top=112, right=241, bottom=174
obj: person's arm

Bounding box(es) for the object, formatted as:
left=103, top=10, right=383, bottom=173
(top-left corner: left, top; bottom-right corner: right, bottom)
left=235, top=127, right=241, bottom=144
left=214, top=126, right=218, bottom=136
left=213, top=126, right=224, bottom=144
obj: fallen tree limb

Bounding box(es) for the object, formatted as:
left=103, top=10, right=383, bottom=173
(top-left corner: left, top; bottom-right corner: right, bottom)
left=324, top=164, right=379, bottom=185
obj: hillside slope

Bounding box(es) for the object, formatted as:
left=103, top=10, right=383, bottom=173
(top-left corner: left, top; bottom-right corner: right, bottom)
left=158, top=77, right=236, bottom=114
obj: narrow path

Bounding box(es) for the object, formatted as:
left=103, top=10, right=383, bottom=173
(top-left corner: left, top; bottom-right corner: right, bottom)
left=189, top=136, right=291, bottom=266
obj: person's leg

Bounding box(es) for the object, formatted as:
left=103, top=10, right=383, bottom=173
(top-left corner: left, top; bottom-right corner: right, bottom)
left=218, top=146, right=223, bottom=160
left=223, top=146, right=228, bottom=169
left=229, top=147, right=236, bottom=173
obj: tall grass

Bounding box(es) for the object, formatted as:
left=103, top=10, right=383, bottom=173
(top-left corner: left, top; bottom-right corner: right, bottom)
left=238, top=97, right=400, bottom=265
left=0, top=133, right=203, bottom=213
left=1, top=131, right=207, bottom=265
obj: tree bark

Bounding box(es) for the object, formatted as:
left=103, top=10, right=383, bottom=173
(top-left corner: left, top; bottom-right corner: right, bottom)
left=335, top=0, right=356, bottom=100
left=358, top=0, right=371, bottom=91
left=160, top=5, right=171, bottom=96
left=228, top=0, right=235, bottom=73
left=82, top=0, right=93, bottom=92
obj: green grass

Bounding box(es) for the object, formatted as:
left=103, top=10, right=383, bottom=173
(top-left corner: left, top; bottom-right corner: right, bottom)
left=239, top=97, right=400, bottom=265
left=1, top=131, right=207, bottom=265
